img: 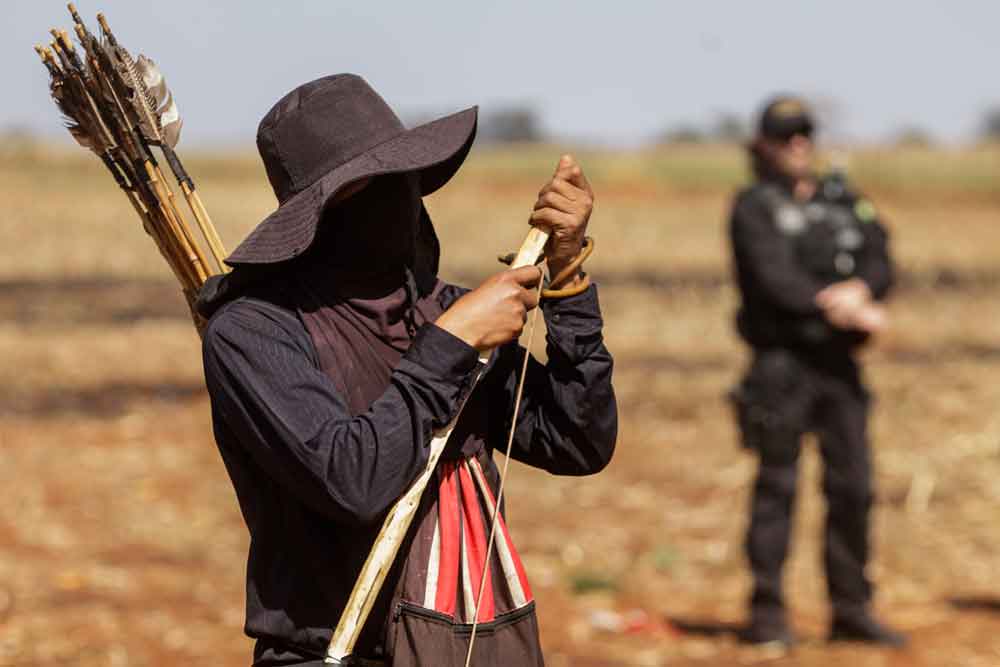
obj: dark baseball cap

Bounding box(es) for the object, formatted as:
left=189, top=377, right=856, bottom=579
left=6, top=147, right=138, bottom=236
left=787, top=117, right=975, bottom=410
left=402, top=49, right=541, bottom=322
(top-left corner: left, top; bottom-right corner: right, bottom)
left=758, top=96, right=815, bottom=140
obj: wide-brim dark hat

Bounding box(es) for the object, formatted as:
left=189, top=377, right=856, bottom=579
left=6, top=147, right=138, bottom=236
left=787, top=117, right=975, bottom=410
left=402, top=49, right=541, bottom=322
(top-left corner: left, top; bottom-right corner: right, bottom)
left=226, top=74, right=477, bottom=266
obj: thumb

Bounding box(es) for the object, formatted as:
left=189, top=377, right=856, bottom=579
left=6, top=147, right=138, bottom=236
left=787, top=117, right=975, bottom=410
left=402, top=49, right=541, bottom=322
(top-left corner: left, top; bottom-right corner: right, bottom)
left=553, top=153, right=576, bottom=180
left=554, top=153, right=591, bottom=192
left=508, top=264, right=544, bottom=289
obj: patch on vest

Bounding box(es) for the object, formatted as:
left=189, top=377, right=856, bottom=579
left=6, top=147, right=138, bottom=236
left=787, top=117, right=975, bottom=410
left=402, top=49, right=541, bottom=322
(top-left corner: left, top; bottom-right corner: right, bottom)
left=835, top=251, right=856, bottom=275
left=805, top=202, right=829, bottom=222
left=823, top=178, right=846, bottom=200
left=854, top=198, right=877, bottom=223
left=775, top=205, right=807, bottom=235
left=837, top=227, right=863, bottom=250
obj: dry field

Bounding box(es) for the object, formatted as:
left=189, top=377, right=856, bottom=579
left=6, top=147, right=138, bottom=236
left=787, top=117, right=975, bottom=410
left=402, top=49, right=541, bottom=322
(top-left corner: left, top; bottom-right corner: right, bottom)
left=1, top=141, right=1000, bottom=666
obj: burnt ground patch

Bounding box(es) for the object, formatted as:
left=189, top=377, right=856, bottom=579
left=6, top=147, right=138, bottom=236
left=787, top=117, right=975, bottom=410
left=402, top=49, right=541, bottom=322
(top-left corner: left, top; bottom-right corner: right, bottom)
left=618, top=341, right=1000, bottom=376
left=0, top=277, right=189, bottom=325
left=3, top=267, right=1000, bottom=326
left=949, top=596, right=1000, bottom=613
left=455, top=265, right=1000, bottom=294
left=1, top=380, right=206, bottom=418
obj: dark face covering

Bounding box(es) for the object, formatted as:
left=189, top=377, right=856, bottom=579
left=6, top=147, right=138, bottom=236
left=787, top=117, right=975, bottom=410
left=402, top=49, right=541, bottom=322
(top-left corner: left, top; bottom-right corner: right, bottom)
left=293, top=172, right=450, bottom=416
left=315, top=173, right=422, bottom=283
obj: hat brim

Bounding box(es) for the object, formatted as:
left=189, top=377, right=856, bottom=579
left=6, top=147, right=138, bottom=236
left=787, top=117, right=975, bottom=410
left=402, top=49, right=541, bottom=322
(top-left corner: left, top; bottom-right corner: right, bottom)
left=225, top=106, right=478, bottom=266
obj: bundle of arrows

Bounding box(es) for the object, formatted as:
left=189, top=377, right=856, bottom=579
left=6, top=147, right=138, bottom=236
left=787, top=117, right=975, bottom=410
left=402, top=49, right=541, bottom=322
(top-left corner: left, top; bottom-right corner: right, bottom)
left=34, top=3, right=228, bottom=333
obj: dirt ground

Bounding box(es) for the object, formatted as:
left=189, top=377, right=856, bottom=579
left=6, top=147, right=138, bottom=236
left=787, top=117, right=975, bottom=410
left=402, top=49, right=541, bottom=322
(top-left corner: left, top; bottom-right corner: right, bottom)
left=2, top=145, right=1000, bottom=666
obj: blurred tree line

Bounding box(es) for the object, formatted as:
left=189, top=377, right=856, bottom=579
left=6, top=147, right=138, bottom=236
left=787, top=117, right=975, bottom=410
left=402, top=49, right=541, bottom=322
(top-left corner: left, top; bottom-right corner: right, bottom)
left=657, top=104, right=1000, bottom=147
left=11, top=101, right=1000, bottom=148
left=660, top=112, right=747, bottom=145
left=477, top=107, right=543, bottom=143
left=408, top=106, right=543, bottom=143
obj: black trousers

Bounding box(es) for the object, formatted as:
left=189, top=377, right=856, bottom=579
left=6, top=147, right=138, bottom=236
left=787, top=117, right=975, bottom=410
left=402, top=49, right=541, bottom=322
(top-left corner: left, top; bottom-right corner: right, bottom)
left=739, top=348, right=874, bottom=627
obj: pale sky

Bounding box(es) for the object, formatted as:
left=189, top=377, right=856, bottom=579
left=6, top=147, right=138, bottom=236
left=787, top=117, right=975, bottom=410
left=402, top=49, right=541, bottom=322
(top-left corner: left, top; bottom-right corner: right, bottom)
left=6, top=1, right=999, bottom=147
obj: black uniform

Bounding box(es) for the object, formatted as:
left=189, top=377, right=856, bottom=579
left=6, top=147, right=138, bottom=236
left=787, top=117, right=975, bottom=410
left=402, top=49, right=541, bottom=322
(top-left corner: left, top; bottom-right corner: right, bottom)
left=728, top=173, right=894, bottom=633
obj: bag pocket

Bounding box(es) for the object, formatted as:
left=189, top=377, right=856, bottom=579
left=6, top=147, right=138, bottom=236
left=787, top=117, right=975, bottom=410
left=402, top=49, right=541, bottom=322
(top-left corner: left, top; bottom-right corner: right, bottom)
left=387, top=600, right=543, bottom=667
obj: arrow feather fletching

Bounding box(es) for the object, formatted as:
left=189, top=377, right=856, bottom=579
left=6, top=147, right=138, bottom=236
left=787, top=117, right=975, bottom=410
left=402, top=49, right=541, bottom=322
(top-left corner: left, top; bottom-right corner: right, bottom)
left=106, top=42, right=162, bottom=144
left=49, top=78, right=87, bottom=147
left=135, top=55, right=182, bottom=147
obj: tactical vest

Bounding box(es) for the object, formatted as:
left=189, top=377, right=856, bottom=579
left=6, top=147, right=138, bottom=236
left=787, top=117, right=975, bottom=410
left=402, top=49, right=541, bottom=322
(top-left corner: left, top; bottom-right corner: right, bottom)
left=757, top=175, right=871, bottom=287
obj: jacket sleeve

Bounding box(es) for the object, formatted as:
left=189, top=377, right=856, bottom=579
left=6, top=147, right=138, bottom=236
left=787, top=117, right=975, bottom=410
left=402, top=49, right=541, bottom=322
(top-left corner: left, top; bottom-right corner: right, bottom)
left=730, top=192, right=826, bottom=315
left=202, top=300, right=481, bottom=526
left=855, top=218, right=895, bottom=301
left=487, top=284, right=617, bottom=475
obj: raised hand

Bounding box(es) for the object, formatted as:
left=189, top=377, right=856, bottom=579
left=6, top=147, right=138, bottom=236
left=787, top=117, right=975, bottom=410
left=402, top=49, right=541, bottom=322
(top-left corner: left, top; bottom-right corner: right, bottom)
left=530, top=154, right=593, bottom=282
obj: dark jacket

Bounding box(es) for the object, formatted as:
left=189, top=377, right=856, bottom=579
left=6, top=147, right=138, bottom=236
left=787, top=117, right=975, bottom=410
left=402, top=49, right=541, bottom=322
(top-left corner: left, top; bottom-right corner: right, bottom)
left=729, top=174, right=894, bottom=353
left=201, top=278, right=617, bottom=661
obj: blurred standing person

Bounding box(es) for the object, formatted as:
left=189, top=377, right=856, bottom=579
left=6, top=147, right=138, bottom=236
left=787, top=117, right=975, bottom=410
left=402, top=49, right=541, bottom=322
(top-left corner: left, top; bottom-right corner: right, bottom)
left=728, top=96, right=905, bottom=648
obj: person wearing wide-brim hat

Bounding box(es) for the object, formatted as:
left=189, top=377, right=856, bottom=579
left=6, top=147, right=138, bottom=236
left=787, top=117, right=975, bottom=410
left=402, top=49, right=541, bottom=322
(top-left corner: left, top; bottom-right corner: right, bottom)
left=199, top=74, right=617, bottom=666
left=728, top=95, right=904, bottom=648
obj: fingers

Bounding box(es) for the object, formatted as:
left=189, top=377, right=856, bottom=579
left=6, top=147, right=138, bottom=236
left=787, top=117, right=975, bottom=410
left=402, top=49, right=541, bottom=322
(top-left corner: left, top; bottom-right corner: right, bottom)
left=829, top=293, right=860, bottom=313
left=815, top=281, right=850, bottom=308
left=529, top=205, right=575, bottom=232
left=823, top=297, right=889, bottom=333
left=817, top=290, right=847, bottom=312
left=552, top=153, right=592, bottom=194
left=825, top=305, right=854, bottom=330
left=521, top=282, right=541, bottom=310
left=533, top=180, right=591, bottom=234
left=547, top=177, right=584, bottom=200
left=535, top=155, right=593, bottom=225
left=815, top=285, right=834, bottom=308
left=553, top=154, right=575, bottom=179
left=533, top=187, right=575, bottom=211
left=507, top=264, right=543, bottom=289
left=816, top=279, right=870, bottom=311
left=537, top=172, right=583, bottom=203
left=857, top=303, right=889, bottom=334
left=501, top=265, right=542, bottom=312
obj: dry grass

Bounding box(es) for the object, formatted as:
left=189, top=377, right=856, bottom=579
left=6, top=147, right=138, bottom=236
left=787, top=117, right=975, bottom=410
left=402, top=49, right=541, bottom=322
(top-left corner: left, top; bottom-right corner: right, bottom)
left=1, top=144, right=1000, bottom=665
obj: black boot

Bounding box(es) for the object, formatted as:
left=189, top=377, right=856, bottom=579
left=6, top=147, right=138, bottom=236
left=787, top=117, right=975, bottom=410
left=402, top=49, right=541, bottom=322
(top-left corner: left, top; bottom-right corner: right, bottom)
left=740, top=614, right=796, bottom=647
left=829, top=614, right=907, bottom=647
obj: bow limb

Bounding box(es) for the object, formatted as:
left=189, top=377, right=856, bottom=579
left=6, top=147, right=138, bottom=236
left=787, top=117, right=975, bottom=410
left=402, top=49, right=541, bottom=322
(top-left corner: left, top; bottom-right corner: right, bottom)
left=324, top=228, right=549, bottom=665
left=510, top=226, right=550, bottom=270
